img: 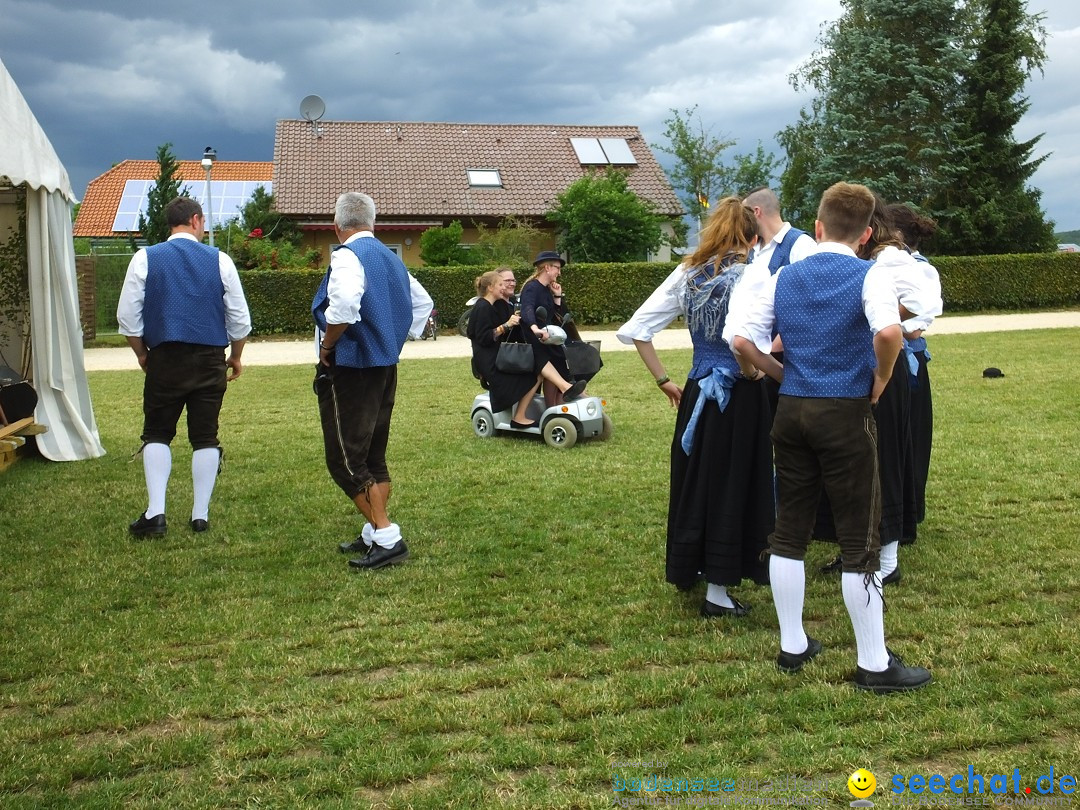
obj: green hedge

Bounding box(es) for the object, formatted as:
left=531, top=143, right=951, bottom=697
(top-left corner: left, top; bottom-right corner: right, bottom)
left=936, top=252, right=1080, bottom=311
left=238, top=253, right=1080, bottom=336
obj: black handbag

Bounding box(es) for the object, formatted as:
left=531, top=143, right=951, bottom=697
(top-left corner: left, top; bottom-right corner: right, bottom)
left=495, top=341, right=534, bottom=374
left=563, top=340, right=603, bottom=380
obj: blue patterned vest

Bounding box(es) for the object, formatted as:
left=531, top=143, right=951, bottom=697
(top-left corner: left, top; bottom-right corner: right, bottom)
left=312, top=238, right=413, bottom=368
left=143, top=239, right=227, bottom=348
left=684, top=261, right=742, bottom=380
left=775, top=252, right=875, bottom=398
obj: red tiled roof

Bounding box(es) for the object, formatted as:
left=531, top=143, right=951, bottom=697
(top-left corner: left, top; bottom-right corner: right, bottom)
left=73, top=160, right=272, bottom=237
left=272, top=121, right=684, bottom=221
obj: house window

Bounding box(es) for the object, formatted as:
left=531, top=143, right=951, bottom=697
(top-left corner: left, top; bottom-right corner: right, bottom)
left=467, top=169, right=502, bottom=187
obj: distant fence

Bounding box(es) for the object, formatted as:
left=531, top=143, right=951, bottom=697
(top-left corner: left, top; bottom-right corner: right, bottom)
left=77, top=252, right=134, bottom=338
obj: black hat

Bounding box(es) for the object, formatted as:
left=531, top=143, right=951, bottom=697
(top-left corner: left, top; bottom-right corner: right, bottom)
left=533, top=250, right=565, bottom=267
left=982, top=367, right=1004, bottom=378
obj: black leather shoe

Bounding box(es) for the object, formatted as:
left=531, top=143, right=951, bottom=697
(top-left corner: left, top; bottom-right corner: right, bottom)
left=190, top=519, right=209, bottom=533
left=819, top=555, right=843, bottom=574
left=129, top=513, right=167, bottom=537
left=777, top=637, right=823, bottom=673
left=510, top=419, right=538, bottom=429
left=701, top=597, right=750, bottom=617
left=881, top=567, right=902, bottom=586
left=564, top=380, right=587, bottom=401
left=348, top=539, right=409, bottom=570
left=338, top=537, right=369, bottom=554
left=855, top=650, right=931, bottom=692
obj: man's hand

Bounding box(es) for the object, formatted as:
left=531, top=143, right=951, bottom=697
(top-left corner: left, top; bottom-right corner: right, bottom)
left=226, top=355, right=243, bottom=381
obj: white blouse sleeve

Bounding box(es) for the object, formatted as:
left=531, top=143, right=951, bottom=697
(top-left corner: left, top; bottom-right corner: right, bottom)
left=615, top=264, right=688, bottom=344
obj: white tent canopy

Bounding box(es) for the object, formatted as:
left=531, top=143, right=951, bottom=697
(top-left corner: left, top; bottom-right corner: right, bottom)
left=0, top=56, right=105, bottom=461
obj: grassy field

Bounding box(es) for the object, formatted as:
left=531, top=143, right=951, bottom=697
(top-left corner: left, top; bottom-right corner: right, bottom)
left=1, top=329, right=1078, bottom=809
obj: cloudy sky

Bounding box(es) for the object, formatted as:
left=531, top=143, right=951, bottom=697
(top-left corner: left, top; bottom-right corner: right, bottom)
left=3, top=0, right=1079, bottom=231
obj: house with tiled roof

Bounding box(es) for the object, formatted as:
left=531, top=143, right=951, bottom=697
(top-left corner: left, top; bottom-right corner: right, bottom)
left=273, top=120, right=684, bottom=265
left=73, top=160, right=273, bottom=240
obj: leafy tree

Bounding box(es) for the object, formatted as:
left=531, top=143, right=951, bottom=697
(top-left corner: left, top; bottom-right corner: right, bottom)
left=419, top=220, right=471, bottom=265
left=653, top=106, right=734, bottom=224
left=547, top=167, right=668, bottom=262
left=726, top=143, right=782, bottom=199
left=944, top=0, right=1054, bottom=253
left=472, top=216, right=545, bottom=264
left=137, top=142, right=187, bottom=245
left=238, top=186, right=303, bottom=246
left=654, top=107, right=782, bottom=228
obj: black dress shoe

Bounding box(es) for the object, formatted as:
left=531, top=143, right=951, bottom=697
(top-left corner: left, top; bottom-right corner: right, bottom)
left=129, top=513, right=167, bottom=537
left=190, top=519, right=209, bottom=533
left=510, top=419, right=538, bottom=429
left=881, top=567, right=902, bottom=586
left=819, top=555, right=843, bottom=574
left=348, top=539, right=409, bottom=570
left=855, top=649, right=931, bottom=692
left=701, top=597, right=751, bottom=617
left=564, top=380, right=587, bottom=401
left=338, top=537, right=369, bottom=554
left=777, top=637, right=823, bottom=673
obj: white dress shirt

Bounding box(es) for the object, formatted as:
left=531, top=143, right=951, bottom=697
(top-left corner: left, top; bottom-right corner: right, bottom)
left=116, top=232, right=251, bottom=342
left=748, top=222, right=817, bottom=271
left=873, top=245, right=942, bottom=333
left=728, top=242, right=900, bottom=353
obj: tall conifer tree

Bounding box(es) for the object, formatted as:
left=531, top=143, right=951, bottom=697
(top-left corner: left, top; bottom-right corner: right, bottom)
left=947, top=0, right=1054, bottom=253
left=138, top=143, right=186, bottom=245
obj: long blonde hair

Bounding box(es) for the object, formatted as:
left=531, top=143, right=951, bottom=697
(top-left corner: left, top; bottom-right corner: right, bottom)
left=684, top=197, right=757, bottom=271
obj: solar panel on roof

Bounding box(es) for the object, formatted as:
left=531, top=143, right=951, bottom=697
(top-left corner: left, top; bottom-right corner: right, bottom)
left=570, top=137, right=609, bottom=165
left=599, top=138, right=637, bottom=165
left=109, top=179, right=273, bottom=233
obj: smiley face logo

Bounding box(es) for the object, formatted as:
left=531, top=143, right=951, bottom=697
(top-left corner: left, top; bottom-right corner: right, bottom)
left=848, top=769, right=877, bottom=799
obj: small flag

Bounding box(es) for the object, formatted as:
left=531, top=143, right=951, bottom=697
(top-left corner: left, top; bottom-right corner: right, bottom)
left=698, top=194, right=709, bottom=209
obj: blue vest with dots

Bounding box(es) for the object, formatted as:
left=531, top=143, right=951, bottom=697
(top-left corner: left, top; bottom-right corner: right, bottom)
left=312, top=238, right=413, bottom=368
left=775, top=252, right=876, bottom=398
left=143, top=239, right=227, bottom=348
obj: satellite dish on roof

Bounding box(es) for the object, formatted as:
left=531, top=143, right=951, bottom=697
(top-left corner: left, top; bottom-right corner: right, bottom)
left=300, top=94, right=326, bottom=122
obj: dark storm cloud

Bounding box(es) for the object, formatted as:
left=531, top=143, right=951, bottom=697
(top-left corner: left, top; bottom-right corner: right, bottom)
left=2, top=0, right=1078, bottom=228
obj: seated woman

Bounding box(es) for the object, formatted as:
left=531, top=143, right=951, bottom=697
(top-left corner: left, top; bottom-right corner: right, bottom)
left=467, top=270, right=544, bottom=429
left=519, top=252, right=586, bottom=406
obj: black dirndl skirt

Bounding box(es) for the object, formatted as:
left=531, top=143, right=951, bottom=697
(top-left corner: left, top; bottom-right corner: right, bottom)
left=666, top=376, right=774, bottom=589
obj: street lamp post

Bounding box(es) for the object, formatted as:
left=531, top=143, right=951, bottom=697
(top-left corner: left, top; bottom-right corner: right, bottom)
left=201, top=147, right=216, bottom=246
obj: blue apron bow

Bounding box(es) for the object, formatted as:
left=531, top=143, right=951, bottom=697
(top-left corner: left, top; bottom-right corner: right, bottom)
left=681, top=367, right=737, bottom=455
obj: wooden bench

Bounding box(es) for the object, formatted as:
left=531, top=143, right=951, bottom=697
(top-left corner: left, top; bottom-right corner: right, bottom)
left=0, top=417, right=48, bottom=473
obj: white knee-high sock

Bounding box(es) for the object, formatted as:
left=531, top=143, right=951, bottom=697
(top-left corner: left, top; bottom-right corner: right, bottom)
left=191, top=448, right=220, bottom=522
left=705, top=583, right=734, bottom=608
left=371, top=523, right=402, bottom=549
left=878, top=540, right=899, bottom=577
left=770, top=555, right=808, bottom=654
left=143, top=442, right=171, bottom=518
left=842, top=572, right=890, bottom=671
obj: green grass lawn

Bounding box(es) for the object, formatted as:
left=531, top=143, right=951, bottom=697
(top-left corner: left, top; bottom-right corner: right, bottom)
left=2, top=329, right=1078, bottom=809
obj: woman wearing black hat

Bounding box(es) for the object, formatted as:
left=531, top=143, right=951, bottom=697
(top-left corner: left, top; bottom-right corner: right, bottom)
left=519, top=251, right=586, bottom=406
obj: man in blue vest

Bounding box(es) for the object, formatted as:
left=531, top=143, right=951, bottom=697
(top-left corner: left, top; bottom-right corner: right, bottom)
left=730, top=182, right=931, bottom=693
left=118, top=196, right=251, bottom=537
left=312, top=192, right=433, bottom=571
left=742, top=187, right=815, bottom=274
